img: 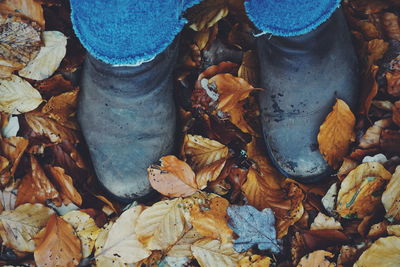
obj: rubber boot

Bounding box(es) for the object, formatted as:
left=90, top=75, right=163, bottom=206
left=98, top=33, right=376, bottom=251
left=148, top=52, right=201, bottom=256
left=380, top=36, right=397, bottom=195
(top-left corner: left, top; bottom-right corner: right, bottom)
left=257, top=9, right=359, bottom=183
left=77, top=39, right=179, bottom=200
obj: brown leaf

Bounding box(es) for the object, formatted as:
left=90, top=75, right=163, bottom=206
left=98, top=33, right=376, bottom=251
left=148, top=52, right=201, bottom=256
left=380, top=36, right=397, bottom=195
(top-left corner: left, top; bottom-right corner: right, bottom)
left=392, top=101, right=400, bottom=126
left=190, top=196, right=233, bottom=243
left=186, top=0, right=229, bottom=31
left=367, top=39, right=389, bottom=65
left=301, top=229, right=348, bottom=251
left=0, top=136, right=28, bottom=176
left=0, top=0, right=45, bottom=26
left=380, top=129, right=400, bottom=154
left=34, top=214, right=82, bottom=267
left=297, top=250, right=335, bottom=267
left=310, top=212, right=342, bottom=230
left=337, top=158, right=359, bottom=181
left=46, top=165, right=82, bottom=206
left=337, top=162, right=391, bottom=219
left=318, top=99, right=356, bottom=169
left=386, top=71, right=400, bottom=97
left=357, top=21, right=380, bottom=40
left=34, top=74, right=75, bottom=99
left=148, top=155, right=198, bottom=197
left=198, top=61, right=239, bottom=81
left=16, top=156, right=60, bottom=206
left=382, top=166, right=400, bottom=222
left=359, top=118, right=392, bottom=149
left=382, top=12, right=400, bottom=41
left=238, top=50, right=258, bottom=87
left=25, top=111, right=79, bottom=144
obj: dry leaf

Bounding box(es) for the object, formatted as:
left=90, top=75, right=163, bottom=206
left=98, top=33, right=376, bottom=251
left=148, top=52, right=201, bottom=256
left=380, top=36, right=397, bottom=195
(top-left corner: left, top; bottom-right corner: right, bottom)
left=166, top=227, right=203, bottom=257
left=196, top=159, right=227, bottom=190
left=62, top=210, right=101, bottom=258
left=310, top=212, right=342, bottom=230
left=34, top=214, right=82, bottom=267
left=95, top=205, right=150, bottom=264
left=0, top=203, right=54, bottom=252
left=191, top=238, right=241, bottom=267
left=297, top=250, right=335, bottom=267
left=0, top=136, right=28, bottom=176
left=382, top=12, right=400, bottom=41
left=0, top=190, right=16, bottom=213
left=337, top=158, right=359, bottom=181
left=186, top=0, right=229, bottom=31
left=0, top=75, right=43, bottom=114
left=25, top=111, right=79, bottom=144
left=136, top=198, right=188, bottom=250
left=318, top=99, right=356, bottom=169
left=148, top=155, right=198, bottom=197
left=357, top=21, right=380, bottom=39
left=238, top=50, right=258, bottom=87
left=382, top=166, right=400, bottom=222
left=354, top=236, right=400, bottom=267
left=359, top=118, right=391, bottom=149
left=46, top=165, right=82, bottom=206
left=190, top=196, right=233, bottom=243
left=387, top=225, right=400, bottom=236
left=238, top=255, right=271, bottom=267
left=359, top=65, right=379, bottom=119
left=0, top=13, right=41, bottom=78
left=0, top=0, right=44, bottom=26
left=337, top=162, right=392, bottom=219
left=19, top=31, right=67, bottom=80
left=367, top=39, right=389, bottom=65
left=392, top=101, right=400, bottom=126
left=16, top=155, right=60, bottom=206
left=386, top=71, right=400, bottom=97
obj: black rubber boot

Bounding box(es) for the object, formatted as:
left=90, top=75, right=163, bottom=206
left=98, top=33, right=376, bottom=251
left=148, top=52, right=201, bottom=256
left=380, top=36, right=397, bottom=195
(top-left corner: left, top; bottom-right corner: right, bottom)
left=257, top=9, right=359, bottom=183
left=78, top=39, right=179, bottom=200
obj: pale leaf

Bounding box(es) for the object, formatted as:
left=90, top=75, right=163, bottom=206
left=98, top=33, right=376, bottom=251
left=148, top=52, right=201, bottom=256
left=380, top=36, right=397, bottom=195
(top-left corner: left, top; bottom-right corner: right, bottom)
left=191, top=238, right=241, bottom=267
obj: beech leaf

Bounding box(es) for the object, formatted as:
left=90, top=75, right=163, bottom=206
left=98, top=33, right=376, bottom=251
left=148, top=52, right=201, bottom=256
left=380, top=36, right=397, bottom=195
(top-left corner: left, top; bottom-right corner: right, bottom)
left=191, top=238, right=241, bottom=267
left=227, top=205, right=280, bottom=253
left=354, top=236, right=400, bottom=267
left=382, top=165, right=400, bottom=222
left=0, top=203, right=54, bottom=252
left=297, top=250, right=335, bottom=267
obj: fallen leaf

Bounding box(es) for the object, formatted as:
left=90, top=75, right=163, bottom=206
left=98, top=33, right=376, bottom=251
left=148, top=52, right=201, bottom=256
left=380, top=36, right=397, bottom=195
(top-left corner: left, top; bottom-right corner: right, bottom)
left=238, top=50, right=258, bottom=87
left=310, top=212, right=342, bottom=230
left=62, top=210, right=100, bottom=258
left=34, top=73, right=75, bottom=99
left=190, top=196, right=233, bottom=244
left=95, top=205, right=151, bottom=264
left=148, top=155, right=198, bottom=197
left=392, top=101, right=400, bottom=126
left=367, top=39, right=389, bottom=65
left=0, top=203, right=54, bottom=252
left=227, top=205, right=280, bottom=253
left=382, top=12, right=400, bottom=41
left=386, top=71, right=400, bottom=97
left=387, top=225, right=400, bottom=236
left=34, top=214, right=82, bottom=267
left=318, top=99, right=356, bottom=169
left=357, top=21, right=380, bottom=39
left=337, top=162, right=392, bottom=219
left=16, top=155, right=60, bottom=206
left=191, top=238, right=241, bottom=267
left=354, top=236, right=400, bottom=267
left=0, top=13, right=41, bottom=78
left=382, top=165, right=400, bottom=222
left=238, top=254, right=271, bottom=267
left=0, top=190, right=16, bottom=213
left=1, top=115, right=19, bottom=138
left=195, top=159, right=227, bottom=189
left=359, top=65, right=379, bottom=119
left=301, top=229, right=348, bottom=251
left=359, top=118, right=391, bottom=149
left=297, top=250, right=335, bottom=267
left=186, top=0, right=229, bottom=31
left=0, top=136, right=28, bottom=176
left=166, top=227, right=203, bottom=257
left=321, top=183, right=338, bottom=216
left=367, top=221, right=388, bottom=239
left=19, top=31, right=67, bottom=80
left=136, top=198, right=188, bottom=250
left=0, top=0, right=45, bottom=26
left=0, top=75, right=43, bottom=114
left=25, top=111, right=79, bottom=144
left=46, top=165, right=82, bottom=206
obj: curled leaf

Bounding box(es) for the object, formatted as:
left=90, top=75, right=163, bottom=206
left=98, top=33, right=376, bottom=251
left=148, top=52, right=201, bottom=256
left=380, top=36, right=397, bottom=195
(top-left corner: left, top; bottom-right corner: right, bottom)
left=382, top=166, right=400, bottom=222
left=186, top=0, right=229, bottom=31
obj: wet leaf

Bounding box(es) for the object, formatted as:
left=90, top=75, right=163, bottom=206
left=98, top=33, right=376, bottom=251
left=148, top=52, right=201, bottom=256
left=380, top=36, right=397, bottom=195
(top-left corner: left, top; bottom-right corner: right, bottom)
left=337, top=162, right=392, bottom=219
left=354, top=236, right=400, bottom=267
left=382, top=166, right=400, bottom=222
left=191, top=238, right=241, bottom=267
left=148, top=155, right=198, bottom=197
left=227, top=205, right=280, bottom=253
left=310, top=212, right=342, bottom=230
left=19, top=31, right=67, bottom=80
left=318, top=99, right=356, bottom=169
left=186, top=0, right=229, bottom=31
left=0, top=203, right=54, bottom=252
left=0, top=75, right=43, bottom=114
left=136, top=198, right=187, bottom=250
left=46, top=165, right=82, bottom=206
left=34, top=214, right=82, bottom=267
left=62, top=210, right=100, bottom=258
left=16, top=156, right=60, bottom=206
left=190, top=196, right=233, bottom=244
left=95, top=205, right=150, bottom=264
left=296, top=250, right=335, bottom=267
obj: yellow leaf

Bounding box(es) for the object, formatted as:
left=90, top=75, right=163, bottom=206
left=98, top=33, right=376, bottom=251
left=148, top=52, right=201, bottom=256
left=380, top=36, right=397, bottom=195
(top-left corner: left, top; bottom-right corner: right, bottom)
left=95, top=205, right=150, bottom=264
left=354, top=236, right=400, bottom=267
left=62, top=210, right=101, bottom=258
left=19, top=31, right=67, bottom=81
left=387, top=225, right=400, bottom=237
left=318, top=99, right=356, bottom=169
left=0, top=75, right=43, bottom=114
left=186, top=0, right=229, bottom=31
left=148, top=155, right=198, bottom=197
left=238, top=255, right=271, bottom=267
left=167, top=227, right=203, bottom=257
left=0, top=203, right=54, bottom=252
left=191, top=238, right=241, bottom=267
left=136, top=198, right=188, bottom=250
left=297, top=250, right=335, bottom=267
left=34, top=214, right=82, bottom=267
left=337, top=162, right=392, bottom=219
left=190, top=196, right=233, bottom=243
left=382, top=166, right=400, bottom=222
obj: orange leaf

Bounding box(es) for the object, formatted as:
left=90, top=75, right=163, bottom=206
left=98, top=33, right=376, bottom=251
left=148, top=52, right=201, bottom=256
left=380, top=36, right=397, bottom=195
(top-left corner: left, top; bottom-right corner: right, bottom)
left=46, top=165, right=82, bottom=206
left=386, top=71, right=400, bottom=97
left=190, top=196, right=233, bottom=243
left=0, top=0, right=45, bottom=27
left=392, top=101, right=400, bottom=126
left=34, top=214, right=82, bottom=267
left=148, top=155, right=198, bottom=197
left=0, top=136, right=28, bottom=176
left=16, top=156, right=60, bottom=206
left=318, top=99, right=356, bottom=169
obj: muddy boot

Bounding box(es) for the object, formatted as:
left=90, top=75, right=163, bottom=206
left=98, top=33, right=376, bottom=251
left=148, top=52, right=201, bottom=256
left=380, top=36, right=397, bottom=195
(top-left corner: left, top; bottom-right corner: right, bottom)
left=78, top=39, right=179, bottom=201
left=257, top=9, right=359, bottom=183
